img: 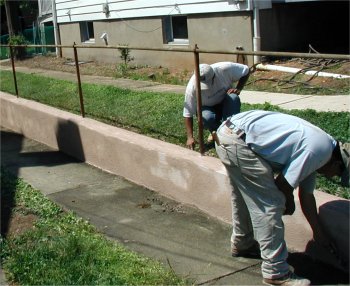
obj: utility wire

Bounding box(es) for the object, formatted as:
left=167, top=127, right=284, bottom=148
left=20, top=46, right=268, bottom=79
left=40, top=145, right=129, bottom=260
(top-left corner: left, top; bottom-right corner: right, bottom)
left=113, top=4, right=181, bottom=33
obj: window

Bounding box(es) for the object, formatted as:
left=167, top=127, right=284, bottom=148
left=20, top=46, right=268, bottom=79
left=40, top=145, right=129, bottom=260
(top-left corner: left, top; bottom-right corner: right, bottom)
left=80, top=21, right=95, bottom=43
left=163, top=16, right=188, bottom=45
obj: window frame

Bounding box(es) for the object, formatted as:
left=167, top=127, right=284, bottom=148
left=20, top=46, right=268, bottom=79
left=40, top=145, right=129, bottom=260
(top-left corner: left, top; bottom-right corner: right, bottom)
left=162, top=15, right=189, bottom=45
left=80, top=21, right=95, bottom=43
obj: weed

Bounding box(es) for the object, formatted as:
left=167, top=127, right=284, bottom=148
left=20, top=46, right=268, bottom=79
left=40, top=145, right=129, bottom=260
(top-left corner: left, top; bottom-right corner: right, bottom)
left=118, top=44, right=134, bottom=66
left=116, top=63, right=129, bottom=78
left=116, top=44, right=135, bottom=78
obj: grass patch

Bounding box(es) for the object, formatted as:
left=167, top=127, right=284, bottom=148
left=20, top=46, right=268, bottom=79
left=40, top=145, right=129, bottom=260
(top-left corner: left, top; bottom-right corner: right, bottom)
left=0, top=167, right=187, bottom=285
left=0, top=70, right=187, bottom=145
left=0, top=70, right=349, bottom=197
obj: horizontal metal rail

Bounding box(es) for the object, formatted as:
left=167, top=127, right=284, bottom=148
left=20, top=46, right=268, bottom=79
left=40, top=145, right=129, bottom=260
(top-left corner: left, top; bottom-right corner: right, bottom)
left=1, top=44, right=350, bottom=60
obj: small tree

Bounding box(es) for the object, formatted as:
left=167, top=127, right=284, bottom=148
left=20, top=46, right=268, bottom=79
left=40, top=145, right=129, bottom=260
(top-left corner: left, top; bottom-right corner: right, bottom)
left=116, top=44, right=134, bottom=77
left=118, top=44, right=134, bottom=65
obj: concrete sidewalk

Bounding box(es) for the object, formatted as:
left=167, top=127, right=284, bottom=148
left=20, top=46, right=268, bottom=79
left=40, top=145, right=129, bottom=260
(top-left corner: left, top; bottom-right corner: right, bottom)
left=1, top=126, right=349, bottom=285
left=0, top=64, right=349, bottom=112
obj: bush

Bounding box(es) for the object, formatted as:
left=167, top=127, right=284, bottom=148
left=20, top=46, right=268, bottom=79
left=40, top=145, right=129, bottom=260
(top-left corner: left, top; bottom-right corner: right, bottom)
left=8, top=34, right=27, bottom=60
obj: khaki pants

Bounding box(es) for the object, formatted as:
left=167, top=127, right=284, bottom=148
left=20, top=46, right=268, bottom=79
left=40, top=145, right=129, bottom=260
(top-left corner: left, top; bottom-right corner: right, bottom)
left=216, top=125, right=290, bottom=279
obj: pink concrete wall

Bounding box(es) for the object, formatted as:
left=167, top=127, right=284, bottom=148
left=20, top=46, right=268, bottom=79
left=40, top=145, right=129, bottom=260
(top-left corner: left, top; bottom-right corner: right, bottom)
left=1, top=91, right=348, bottom=271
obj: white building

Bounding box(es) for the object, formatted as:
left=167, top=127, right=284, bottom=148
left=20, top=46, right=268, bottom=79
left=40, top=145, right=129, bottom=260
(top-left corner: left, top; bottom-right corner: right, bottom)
left=44, top=0, right=349, bottom=68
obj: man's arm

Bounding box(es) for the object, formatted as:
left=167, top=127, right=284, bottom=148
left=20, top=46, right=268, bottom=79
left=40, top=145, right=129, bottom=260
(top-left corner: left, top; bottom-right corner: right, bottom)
left=298, top=189, right=337, bottom=254
left=234, top=71, right=250, bottom=95
left=274, top=173, right=295, bottom=215
left=229, top=72, right=250, bottom=95
left=184, top=117, right=195, bottom=150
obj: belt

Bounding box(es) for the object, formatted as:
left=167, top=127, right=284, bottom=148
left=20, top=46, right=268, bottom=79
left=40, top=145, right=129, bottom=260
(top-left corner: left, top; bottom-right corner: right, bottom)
left=224, top=120, right=246, bottom=141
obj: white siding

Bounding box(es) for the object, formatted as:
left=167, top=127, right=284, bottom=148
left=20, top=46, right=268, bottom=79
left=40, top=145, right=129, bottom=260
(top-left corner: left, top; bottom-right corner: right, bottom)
left=56, top=0, right=256, bottom=23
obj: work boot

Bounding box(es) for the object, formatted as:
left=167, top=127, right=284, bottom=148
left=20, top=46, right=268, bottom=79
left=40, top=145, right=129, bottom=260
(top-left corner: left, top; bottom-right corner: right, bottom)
left=231, top=241, right=261, bottom=258
left=263, top=272, right=311, bottom=286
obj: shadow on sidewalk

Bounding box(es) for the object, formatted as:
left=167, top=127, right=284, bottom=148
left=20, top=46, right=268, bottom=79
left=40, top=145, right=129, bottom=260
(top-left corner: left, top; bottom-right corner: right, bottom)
left=288, top=252, right=349, bottom=285
left=1, top=119, right=85, bottom=238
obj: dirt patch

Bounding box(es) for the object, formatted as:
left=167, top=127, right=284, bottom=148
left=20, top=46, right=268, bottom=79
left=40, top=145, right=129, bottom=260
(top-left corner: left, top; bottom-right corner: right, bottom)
left=2, top=55, right=117, bottom=77
left=7, top=211, right=37, bottom=238
left=249, top=58, right=350, bottom=94
left=1, top=187, right=38, bottom=239
left=0, top=54, right=187, bottom=79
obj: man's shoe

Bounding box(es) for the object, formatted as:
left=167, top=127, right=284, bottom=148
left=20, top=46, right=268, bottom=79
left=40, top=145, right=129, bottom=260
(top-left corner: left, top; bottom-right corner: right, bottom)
left=231, top=242, right=261, bottom=258
left=263, top=272, right=311, bottom=286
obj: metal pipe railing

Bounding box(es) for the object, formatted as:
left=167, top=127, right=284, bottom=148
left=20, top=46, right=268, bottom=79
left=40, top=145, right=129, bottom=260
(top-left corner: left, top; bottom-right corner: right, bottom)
left=9, top=46, right=18, bottom=97
left=2, top=43, right=349, bottom=155
left=193, top=44, right=205, bottom=155
left=73, top=43, right=85, bottom=117
left=2, top=44, right=350, bottom=60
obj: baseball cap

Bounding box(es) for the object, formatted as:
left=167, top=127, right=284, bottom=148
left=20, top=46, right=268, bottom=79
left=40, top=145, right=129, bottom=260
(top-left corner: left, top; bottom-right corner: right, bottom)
left=199, top=64, right=215, bottom=90
left=340, top=142, right=350, bottom=187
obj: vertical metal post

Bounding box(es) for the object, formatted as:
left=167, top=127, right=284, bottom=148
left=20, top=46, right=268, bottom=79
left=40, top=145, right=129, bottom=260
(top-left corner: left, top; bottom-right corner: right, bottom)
left=73, top=43, right=85, bottom=117
left=52, top=0, right=62, bottom=58
left=193, top=44, right=205, bottom=155
left=9, top=45, right=18, bottom=97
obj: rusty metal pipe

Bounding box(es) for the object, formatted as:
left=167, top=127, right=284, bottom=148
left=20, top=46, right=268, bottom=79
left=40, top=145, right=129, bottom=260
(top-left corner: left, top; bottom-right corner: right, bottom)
left=73, top=43, right=85, bottom=118
left=1, top=44, right=349, bottom=61
left=9, top=45, right=18, bottom=97
left=193, top=44, right=205, bottom=155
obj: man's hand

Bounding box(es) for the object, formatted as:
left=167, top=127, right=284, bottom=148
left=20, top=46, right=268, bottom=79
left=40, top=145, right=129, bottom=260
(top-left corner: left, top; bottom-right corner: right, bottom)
left=227, top=88, right=240, bottom=95
left=184, top=117, right=195, bottom=149
left=186, top=137, right=196, bottom=150
left=284, top=193, right=295, bottom=215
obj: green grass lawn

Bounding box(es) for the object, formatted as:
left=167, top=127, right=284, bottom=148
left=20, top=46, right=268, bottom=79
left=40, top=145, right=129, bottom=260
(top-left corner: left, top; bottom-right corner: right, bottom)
left=0, top=168, right=188, bottom=285
left=0, top=69, right=349, bottom=198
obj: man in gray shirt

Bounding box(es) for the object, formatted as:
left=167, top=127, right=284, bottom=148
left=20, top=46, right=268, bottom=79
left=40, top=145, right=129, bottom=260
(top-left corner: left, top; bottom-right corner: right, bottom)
left=215, top=110, right=349, bottom=286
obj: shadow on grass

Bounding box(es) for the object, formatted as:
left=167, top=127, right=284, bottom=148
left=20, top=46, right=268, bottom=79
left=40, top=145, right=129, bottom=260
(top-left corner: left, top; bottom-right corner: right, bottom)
left=1, top=130, right=22, bottom=237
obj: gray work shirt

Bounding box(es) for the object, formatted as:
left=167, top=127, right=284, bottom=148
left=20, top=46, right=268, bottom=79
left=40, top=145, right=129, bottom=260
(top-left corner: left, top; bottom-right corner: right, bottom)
left=226, top=110, right=336, bottom=192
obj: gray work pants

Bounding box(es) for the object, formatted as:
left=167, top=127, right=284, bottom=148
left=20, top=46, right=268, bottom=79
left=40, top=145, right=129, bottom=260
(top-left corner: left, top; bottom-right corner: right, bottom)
left=216, top=125, right=290, bottom=279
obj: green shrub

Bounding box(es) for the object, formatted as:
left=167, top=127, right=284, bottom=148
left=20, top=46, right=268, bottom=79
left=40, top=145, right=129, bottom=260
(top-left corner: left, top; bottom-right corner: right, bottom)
left=8, top=34, right=27, bottom=60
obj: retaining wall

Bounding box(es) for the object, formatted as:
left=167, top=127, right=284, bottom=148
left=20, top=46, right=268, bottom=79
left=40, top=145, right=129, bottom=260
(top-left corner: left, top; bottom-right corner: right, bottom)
left=1, top=91, right=348, bottom=271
